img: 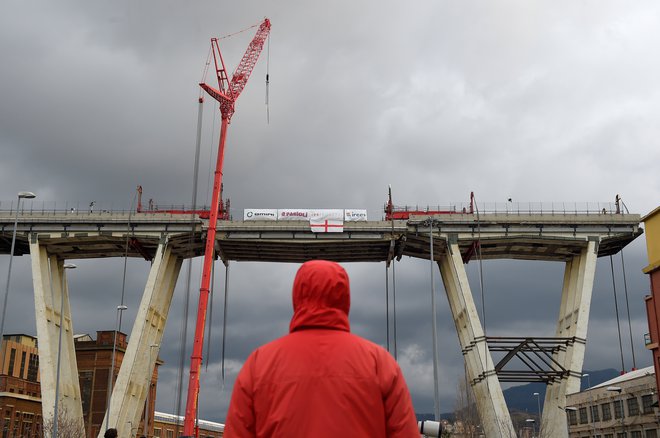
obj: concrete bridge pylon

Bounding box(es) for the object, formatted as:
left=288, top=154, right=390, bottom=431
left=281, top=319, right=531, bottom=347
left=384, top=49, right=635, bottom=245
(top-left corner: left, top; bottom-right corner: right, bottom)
left=438, top=241, right=515, bottom=437
left=30, top=239, right=84, bottom=430
left=436, top=237, right=598, bottom=438
left=99, top=239, right=182, bottom=438
left=29, top=234, right=182, bottom=438
left=542, top=239, right=597, bottom=438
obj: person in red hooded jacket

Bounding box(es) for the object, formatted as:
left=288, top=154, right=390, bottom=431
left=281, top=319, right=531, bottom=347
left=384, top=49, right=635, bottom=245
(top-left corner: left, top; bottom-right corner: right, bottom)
left=224, top=260, right=419, bottom=437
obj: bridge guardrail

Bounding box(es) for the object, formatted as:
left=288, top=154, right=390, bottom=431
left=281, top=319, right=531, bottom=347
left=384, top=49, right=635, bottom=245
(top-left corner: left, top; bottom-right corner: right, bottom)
left=0, top=200, right=625, bottom=220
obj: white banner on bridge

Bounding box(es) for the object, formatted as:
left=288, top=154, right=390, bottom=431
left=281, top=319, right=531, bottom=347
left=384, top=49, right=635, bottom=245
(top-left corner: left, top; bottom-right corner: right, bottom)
left=278, top=209, right=310, bottom=220
left=344, top=209, right=368, bottom=221
left=308, top=209, right=344, bottom=221
left=243, top=209, right=278, bottom=221
left=245, top=208, right=365, bottom=223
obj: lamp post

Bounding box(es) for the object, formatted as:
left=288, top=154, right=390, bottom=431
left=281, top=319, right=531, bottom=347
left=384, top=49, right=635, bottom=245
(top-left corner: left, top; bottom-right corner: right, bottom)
left=607, top=386, right=624, bottom=432
left=533, top=392, right=541, bottom=436
left=53, top=262, right=76, bottom=438
left=582, top=373, right=597, bottom=436
left=144, top=343, right=159, bottom=438
left=0, top=191, right=36, bottom=361
left=525, top=418, right=536, bottom=437
left=106, top=304, right=128, bottom=431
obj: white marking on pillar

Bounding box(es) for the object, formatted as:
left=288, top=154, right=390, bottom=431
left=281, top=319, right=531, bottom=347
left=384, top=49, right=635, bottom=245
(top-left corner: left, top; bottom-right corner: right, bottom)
left=439, top=242, right=515, bottom=438
left=99, top=241, right=182, bottom=438
left=542, top=239, right=598, bottom=438
left=30, top=240, right=84, bottom=427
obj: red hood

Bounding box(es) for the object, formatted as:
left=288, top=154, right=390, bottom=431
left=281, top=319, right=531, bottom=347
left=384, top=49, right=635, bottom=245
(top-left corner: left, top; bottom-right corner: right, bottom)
left=289, top=260, right=350, bottom=332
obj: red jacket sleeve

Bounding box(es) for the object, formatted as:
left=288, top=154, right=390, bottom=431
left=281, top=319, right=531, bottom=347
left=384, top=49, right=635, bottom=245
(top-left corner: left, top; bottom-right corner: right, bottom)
left=224, top=353, right=257, bottom=438
left=381, top=355, right=419, bottom=437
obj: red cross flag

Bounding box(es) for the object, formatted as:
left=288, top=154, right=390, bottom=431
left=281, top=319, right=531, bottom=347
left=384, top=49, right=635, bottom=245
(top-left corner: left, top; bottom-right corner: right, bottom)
left=310, top=218, right=344, bottom=233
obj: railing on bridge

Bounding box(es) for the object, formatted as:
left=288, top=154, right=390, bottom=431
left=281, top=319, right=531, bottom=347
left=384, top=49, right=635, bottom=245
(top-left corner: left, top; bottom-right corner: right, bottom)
left=0, top=200, right=626, bottom=220
left=387, top=201, right=624, bottom=219
left=0, top=201, right=214, bottom=218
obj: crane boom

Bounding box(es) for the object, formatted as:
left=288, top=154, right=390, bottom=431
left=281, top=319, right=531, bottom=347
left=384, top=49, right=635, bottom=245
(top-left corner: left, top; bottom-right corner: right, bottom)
left=182, top=18, right=271, bottom=437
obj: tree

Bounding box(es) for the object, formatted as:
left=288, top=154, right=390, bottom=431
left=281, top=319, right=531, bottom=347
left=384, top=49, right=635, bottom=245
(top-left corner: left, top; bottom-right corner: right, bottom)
left=40, top=406, right=85, bottom=438
left=454, top=374, right=483, bottom=437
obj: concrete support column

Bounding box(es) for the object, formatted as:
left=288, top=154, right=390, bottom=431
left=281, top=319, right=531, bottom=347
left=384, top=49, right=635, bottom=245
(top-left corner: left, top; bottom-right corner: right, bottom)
left=30, top=238, right=84, bottom=428
left=438, top=242, right=515, bottom=438
left=99, top=240, right=182, bottom=438
left=543, top=239, right=598, bottom=438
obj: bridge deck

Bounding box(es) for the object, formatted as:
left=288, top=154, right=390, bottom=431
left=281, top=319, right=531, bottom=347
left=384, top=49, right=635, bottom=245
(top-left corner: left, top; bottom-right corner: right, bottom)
left=0, top=211, right=642, bottom=263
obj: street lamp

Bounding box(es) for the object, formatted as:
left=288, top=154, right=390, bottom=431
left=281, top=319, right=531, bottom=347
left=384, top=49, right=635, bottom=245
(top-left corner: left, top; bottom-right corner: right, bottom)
left=53, top=262, right=76, bottom=438
left=144, top=343, right=159, bottom=438
left=525, top=418, right=536, bottom=437
left=532, top=392, right=541, bottom=436
left=607, top=386, right=625, bottom=432
left=582, top=373, right=597, bottom=436
left=0, top=191, right=36, bottom=363
left=106, top=304, right=128, bottom=431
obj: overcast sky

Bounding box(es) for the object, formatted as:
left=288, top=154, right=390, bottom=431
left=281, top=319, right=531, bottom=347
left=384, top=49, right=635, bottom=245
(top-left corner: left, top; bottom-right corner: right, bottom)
left=1, top=0, right=659, bottom=424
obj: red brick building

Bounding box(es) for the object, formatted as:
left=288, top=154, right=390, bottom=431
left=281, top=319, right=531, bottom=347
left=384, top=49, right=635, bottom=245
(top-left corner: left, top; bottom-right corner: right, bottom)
left=0, top=331, right=224, bottom=438
left=74, top=330, right=159, bottom=437
left=0, top=334, right=42, bottom=437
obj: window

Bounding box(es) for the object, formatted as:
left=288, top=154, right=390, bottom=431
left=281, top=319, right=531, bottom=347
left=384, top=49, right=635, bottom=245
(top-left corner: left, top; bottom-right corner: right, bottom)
left=166, top=430, right=174, bottom=438
left=642, top=394, right=655, bottom=414
left=7, top=349, right=16, bottom=376
left=627, top=397, right=640, bottom=416
left=579, top=406, right=588, bottom=424
left=79, top=371, right=93, bottom=417
left=602, top=403, right=612, bottom=421
left=591, top=404, right=600, bottom=422
left=631, top=431, right=642, bottom=438
left=153, top=428, right=161, bottom=438
left=646, top=430, right=658, bottom=438
left=568, top=409, right=578, bottom=425
left=27, top=353, right=38, bottom=382
left=18, top=351, right=26, bottom=378
left=617, top=433, right=627, bottom=438
left=614, top=400, right=625, bottom=419
left=605, top=434, right=614, bottom=438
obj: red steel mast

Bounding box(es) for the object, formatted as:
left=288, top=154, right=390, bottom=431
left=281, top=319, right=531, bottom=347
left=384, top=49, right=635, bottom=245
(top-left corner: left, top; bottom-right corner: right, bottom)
left=183, top=18, right=271, bottom=437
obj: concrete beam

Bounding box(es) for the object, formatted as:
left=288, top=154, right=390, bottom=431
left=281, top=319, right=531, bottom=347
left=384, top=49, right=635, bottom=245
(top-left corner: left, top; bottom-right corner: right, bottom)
left=30, top=239, right=84, bottom=428
left=438, top=243, right=516, bottom=438
left=542, top=239, right=598, bottom=438
left=99, top=240, right=182, bottom=438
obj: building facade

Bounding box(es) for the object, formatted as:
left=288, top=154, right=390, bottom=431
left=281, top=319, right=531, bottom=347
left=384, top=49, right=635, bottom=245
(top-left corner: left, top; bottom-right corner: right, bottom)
left=0, top=334, right=42, bottom=437
left=153, top=411, right=224, bottom=438
left=74, top=330, right=159, bottom=438
left=0, top=331, right=225, bottom=437
left=566, top=367, right=660, bottom=438
left=644, top=207, right=660, bottom=394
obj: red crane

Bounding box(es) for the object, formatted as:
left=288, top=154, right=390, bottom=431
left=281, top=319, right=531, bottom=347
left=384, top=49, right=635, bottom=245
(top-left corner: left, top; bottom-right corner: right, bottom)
left=182, top=18, right=271, bottom=437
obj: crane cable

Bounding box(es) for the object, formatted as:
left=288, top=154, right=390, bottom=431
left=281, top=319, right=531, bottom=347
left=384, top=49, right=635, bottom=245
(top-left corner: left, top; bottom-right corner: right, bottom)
left=174, top=95, right=205, bottom=434
left=392, top=260, right=398, bottom=360
left=217, top=22, right=260, bottom=40
left=621, top=250, right=636, bottom=370
left=265, top=34, right=270, bottom=124
left=609, top=255, right=626, bottom=373
left=384, top=261, right=398, bottom=359
left=471, top=195, right=489, bottom=379
left=221, top=263, right=230, bottom=385
left=200, top=44, right=213, bottom=98
left=385, top=265, right=390, bottom=353
left=428, top=218, right=441, bottom=421
left=616, top=196, right=636, bottom=369
left=106, top=188, right=138, bottom=429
